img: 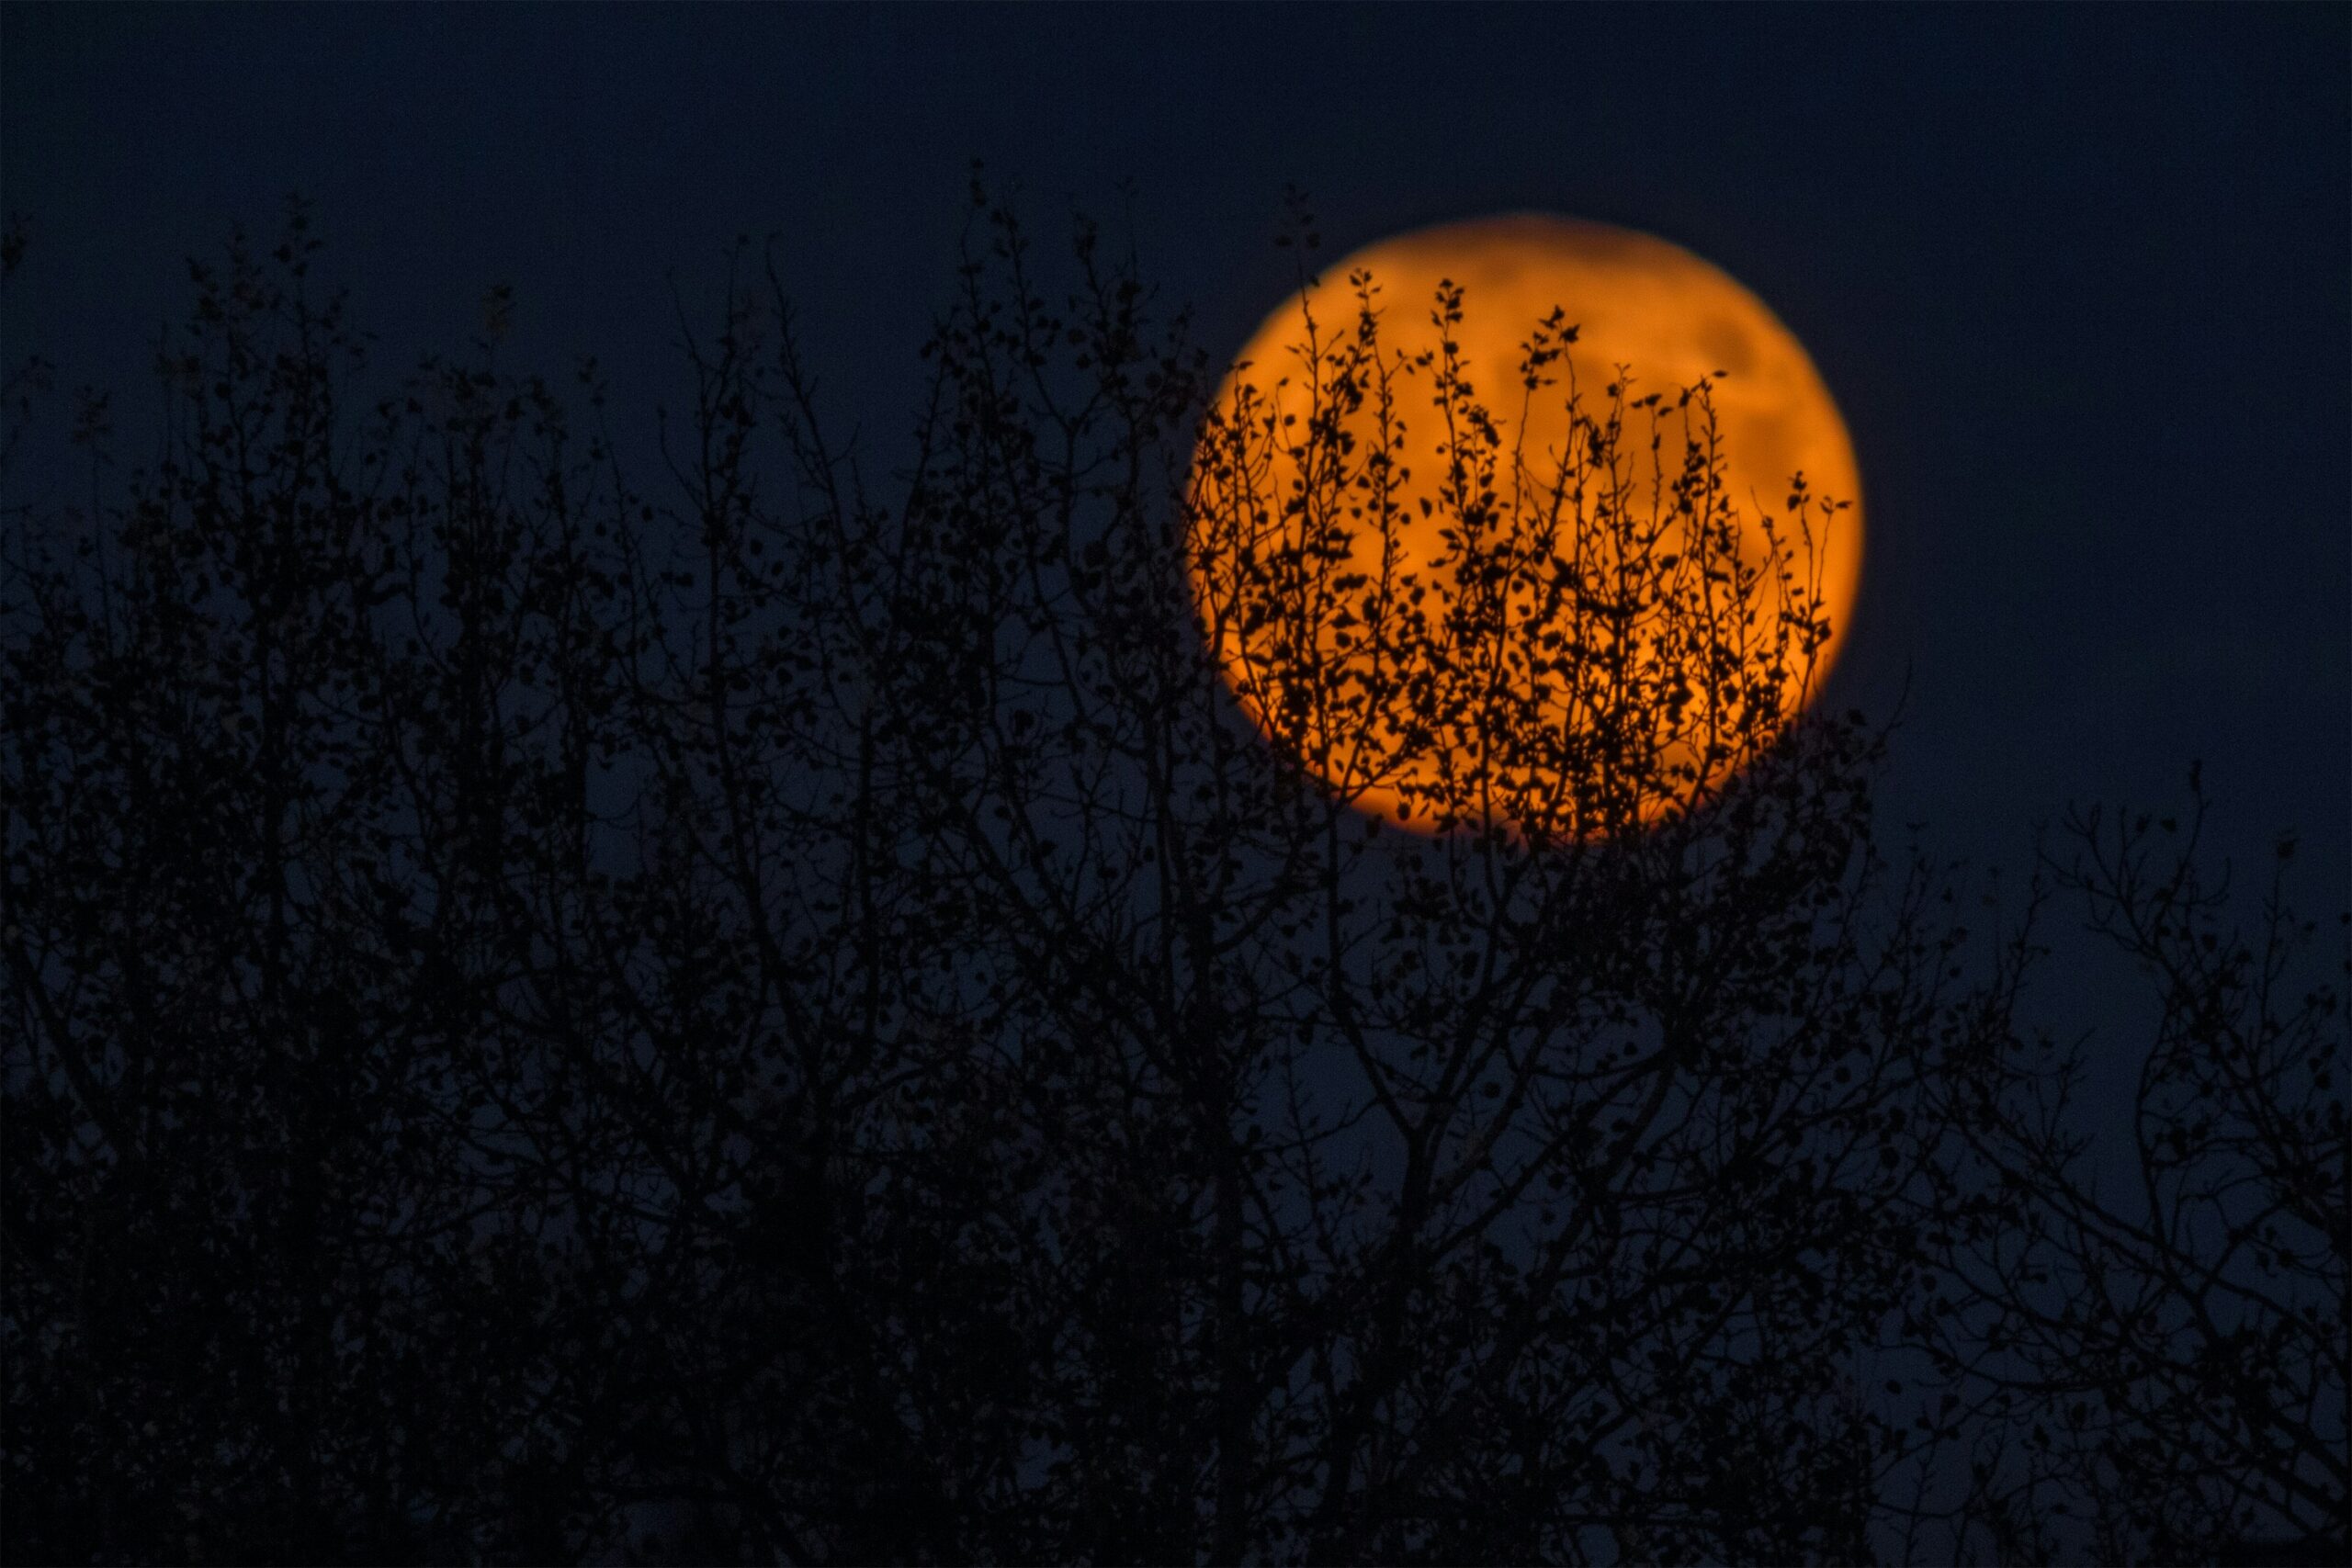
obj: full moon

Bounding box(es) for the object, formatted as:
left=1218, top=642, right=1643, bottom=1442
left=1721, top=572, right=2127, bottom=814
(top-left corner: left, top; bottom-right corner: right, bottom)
left=1185, top=215, right=1863, bottom=838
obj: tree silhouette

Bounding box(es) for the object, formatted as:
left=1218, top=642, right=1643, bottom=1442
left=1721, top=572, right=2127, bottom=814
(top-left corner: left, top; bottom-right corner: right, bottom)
left=1905, top=788, right=2347, bottom=1566
left=4, top=191, right=2342, bottom=1566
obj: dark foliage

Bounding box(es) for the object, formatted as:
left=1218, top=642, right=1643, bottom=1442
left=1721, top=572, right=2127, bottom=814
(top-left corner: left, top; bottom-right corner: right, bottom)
left=4, top=194, right=2343, bottom=1565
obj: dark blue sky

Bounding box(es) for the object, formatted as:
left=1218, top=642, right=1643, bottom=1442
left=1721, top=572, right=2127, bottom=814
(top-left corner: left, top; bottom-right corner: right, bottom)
left=6, top=3, right=2346, bottom=949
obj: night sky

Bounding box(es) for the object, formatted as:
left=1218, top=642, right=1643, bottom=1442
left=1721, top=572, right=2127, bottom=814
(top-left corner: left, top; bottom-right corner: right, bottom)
left=6, top=3, right=2346, bottom=1015
left=5, top=6, right=2347, bottom=1561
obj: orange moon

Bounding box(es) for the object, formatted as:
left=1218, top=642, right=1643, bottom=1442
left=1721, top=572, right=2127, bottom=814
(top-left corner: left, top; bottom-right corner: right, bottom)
left=1185, top=215, right=1863, bottom=837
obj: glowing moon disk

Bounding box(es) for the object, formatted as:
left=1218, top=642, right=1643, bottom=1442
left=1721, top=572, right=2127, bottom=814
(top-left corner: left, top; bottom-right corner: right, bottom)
left=1188, top=215, right=1863, bottom=835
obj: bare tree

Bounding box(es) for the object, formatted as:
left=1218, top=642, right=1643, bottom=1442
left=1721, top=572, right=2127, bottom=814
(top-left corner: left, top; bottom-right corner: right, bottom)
left=1904, top=784, right=2347, bottom=1566
left=854, top=190, right=2006, bottom=1565
left=4, top=189, right=2339, bottom=1567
